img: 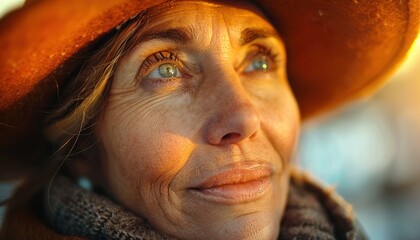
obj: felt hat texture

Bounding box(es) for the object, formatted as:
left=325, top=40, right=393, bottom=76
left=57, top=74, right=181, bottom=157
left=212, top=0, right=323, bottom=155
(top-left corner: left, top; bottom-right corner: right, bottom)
left=0, top=0, right=418, bottom=172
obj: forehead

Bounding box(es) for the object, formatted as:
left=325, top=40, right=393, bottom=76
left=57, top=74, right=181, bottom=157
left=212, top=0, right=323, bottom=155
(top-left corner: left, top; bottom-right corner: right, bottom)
left=142, top=0, right=278, bottom=43
left=149, top=0, right=267, bottom=17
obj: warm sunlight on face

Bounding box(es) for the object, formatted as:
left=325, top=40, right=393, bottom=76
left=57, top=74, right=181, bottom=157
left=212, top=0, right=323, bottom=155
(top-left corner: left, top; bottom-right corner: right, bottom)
left=94, top=1, right=300, bottom=239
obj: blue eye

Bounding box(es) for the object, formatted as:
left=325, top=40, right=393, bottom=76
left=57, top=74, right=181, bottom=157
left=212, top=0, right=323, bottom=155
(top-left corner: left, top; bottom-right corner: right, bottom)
left=147, top=63, right=181, bottom=78
left=244, top=56, right=270, bottom=73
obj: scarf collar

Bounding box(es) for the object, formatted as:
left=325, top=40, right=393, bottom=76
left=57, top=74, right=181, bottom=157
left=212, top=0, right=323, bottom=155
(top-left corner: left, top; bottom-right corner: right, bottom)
left=44, top=173, right=365, bottom=239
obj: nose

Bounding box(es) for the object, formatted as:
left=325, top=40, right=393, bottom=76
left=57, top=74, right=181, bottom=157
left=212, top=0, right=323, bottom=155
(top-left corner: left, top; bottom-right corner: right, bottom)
left=205, top=75, right=261, bottom=145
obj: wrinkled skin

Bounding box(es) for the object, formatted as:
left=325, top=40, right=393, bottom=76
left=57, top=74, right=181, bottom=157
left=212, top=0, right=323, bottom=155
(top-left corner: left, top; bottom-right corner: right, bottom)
left=87, top=1, right=300, bottom=239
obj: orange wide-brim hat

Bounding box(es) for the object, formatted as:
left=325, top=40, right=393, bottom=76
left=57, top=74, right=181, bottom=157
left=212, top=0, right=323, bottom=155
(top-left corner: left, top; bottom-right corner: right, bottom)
left=0, top=0, right=419, bottom=172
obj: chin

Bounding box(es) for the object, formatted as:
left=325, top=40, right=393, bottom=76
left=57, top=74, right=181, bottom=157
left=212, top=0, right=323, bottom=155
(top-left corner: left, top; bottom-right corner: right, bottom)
left=155, top=199, right=282, bottom=240
left=200, top=211, right=281, bottom=240
left=169, top=204, right=281, bottom=240
left=162, top=172, right=289, bottom=240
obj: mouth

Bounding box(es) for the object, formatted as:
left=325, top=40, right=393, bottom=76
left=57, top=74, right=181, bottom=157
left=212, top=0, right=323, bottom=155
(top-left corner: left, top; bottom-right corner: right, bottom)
left=190, top=165, right=272, bottom=204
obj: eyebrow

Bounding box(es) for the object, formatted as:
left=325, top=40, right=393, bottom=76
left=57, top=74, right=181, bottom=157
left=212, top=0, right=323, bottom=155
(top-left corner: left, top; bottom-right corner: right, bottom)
left=138, top=27, right=194, bottom=45
left=239, top=28, right=278, bottom=46
left=136, top=27, right=277, bottom=46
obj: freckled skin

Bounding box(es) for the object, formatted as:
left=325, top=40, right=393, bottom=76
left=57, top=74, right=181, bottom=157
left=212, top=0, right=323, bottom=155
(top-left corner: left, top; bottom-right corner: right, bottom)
left=92, top=1, right=300, bottom=239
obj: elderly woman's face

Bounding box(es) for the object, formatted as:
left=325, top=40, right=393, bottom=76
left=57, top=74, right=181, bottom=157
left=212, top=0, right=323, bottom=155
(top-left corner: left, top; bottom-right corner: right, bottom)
left=95, top=0, right=300, bottom=239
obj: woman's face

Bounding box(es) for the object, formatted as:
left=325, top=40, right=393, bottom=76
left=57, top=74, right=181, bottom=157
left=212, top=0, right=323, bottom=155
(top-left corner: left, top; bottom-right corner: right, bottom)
left=95, top=1, right=300, bottom=239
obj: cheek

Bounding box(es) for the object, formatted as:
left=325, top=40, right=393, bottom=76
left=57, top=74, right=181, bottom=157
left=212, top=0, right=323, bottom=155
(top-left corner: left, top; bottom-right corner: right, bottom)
left=96, top=103, right=196, bottom=212
left=259, top=86, right=300, bottom=161
left=121, top=132, right=195, bottom=181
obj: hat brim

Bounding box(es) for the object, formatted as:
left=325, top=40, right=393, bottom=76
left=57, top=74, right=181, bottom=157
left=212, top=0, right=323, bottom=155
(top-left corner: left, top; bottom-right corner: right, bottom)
left=0, top=0, right=418, bottom=149
left=258, top=0, right=419, bottom=118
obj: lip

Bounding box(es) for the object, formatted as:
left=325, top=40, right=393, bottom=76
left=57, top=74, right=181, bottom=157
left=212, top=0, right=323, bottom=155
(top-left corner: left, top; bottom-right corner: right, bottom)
left=190, top=164, right=273, bottom=204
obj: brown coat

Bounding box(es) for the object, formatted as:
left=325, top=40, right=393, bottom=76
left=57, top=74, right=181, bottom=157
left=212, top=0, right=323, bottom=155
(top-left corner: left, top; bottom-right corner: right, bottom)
left=0, top=205, right=83, bottom=240
left=0, top=170, right=365, bottom=240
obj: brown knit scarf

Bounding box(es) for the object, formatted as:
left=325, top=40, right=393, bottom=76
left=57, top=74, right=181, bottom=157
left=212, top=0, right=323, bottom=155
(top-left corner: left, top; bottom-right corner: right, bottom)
left=44, top=175, right=366, bottom=240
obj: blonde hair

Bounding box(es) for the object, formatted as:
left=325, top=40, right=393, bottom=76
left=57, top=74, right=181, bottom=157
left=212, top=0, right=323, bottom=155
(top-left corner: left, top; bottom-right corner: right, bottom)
left=4, top=8, right=154, bottom=209
left=46, top=13, right=150, bottom=148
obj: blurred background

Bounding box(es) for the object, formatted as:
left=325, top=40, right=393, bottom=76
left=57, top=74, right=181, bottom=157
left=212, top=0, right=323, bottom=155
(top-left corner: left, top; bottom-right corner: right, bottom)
left=1, top=1, right=419, bottom=239
left=298, top=35, right=420, bottom=240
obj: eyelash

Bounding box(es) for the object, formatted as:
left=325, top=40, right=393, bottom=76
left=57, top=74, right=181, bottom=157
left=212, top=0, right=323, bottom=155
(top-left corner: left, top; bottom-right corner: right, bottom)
left=140, top=51, right=179, bottom=74
left=137, top=46, right=280, bottom=81
left=253, top=46, right=280, bottom=65
left=257, top=46, right=280, bottom=62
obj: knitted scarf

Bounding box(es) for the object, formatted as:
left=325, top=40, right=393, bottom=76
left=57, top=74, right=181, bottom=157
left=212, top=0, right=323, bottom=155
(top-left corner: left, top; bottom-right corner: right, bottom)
left=44, top=175, right=365, bottom=240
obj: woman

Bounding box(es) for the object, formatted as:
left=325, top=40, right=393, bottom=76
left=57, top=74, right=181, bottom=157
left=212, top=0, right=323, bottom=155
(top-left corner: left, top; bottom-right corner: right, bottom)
left=0, top=0, right=418, bottom=239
